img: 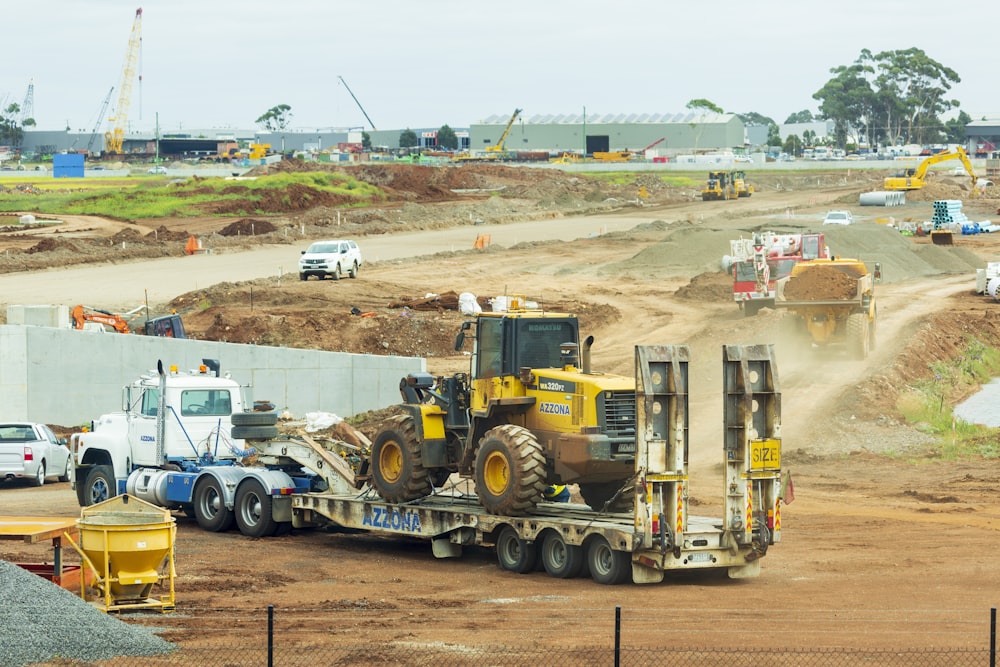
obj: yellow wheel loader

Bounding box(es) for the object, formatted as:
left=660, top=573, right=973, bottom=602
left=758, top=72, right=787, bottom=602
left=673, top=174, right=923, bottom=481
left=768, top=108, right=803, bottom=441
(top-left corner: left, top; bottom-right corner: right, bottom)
left=368, top=298, right=637, bottom=515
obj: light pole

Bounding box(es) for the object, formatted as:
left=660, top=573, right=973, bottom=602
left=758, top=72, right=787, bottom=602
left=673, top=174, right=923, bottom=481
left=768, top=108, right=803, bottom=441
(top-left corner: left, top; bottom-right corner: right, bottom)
left=582, top=106, right=586, bottom=156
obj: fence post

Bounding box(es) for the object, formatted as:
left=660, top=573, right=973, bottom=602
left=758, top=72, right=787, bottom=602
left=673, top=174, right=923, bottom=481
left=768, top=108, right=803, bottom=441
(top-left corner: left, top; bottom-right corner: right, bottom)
left=268, top=604, right=274, bottom=667
left=615, top=606, right=621, bottom=667
left=991, top=607, right=996, bottom=667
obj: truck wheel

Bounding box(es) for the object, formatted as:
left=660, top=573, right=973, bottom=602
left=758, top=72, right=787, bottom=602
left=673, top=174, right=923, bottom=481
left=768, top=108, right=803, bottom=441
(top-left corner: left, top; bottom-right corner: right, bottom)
left=540, top=531, right=585, bottom=579
left=231, top=412, right=278, bottom=427
left=235, top=479, right=278, bottom=538
left=331, top=264, right=341, bottom=280
left=743, top=301, right=760, bottom=317
left=81, top=465, right=115, bottom=506
left=587, top=536, right=632, bottom=585
left=847, top=312, right=870, bottom=360
left=579, top=481, right=633, bottom=513
left=194, top=477, right=235, bottom=532
left=495, top=526, right=536, bottom=574
left=299, top=273, right=308, bottom=281
left=475, top=425, right=546, bottom=516
left=30, top=461, right=46, bottom=487
left=349, top=261, right=359, bottom=279
left=371, top=415, right=431, bottom=503
left=231, top=425, right=279, bottom=441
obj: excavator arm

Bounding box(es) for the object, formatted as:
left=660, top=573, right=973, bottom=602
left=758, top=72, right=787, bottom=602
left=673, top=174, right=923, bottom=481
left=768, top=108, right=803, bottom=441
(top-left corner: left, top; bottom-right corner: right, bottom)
left=884, top=147, right=978, bottom=191
left=71, top=304, right=132, bottom=334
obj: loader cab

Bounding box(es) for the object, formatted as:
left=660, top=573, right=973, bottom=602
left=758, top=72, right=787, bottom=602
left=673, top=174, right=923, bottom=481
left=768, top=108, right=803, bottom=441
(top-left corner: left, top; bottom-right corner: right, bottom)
left=466, top=313, right=580, bottom=380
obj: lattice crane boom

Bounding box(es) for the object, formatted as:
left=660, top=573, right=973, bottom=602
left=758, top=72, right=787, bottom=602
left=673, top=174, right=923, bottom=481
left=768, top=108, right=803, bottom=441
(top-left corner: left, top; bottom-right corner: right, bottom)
left=104, top=8, right=142, bottom=154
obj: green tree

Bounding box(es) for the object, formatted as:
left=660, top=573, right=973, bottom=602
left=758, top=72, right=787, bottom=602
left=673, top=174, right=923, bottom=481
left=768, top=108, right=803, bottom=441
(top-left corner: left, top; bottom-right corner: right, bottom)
left=784, top=110, right=815, bottom=124
left=255, top=104, right=293, bottom=131
left=686, top=98, right=724, bottom=114
left=944, top=110, right=972, bottom=145
left=437, top=124, right=458, bottom=150
left=399, top=128, right=418, bottom=148
left=737, top=111, right=776, bottom=127
left=802, top=129, right=817, bottom=147
left=766, top=124, right=782, bottom=148
left=361, top=131, right=372, bottom=150
left=782, top=134, right=803, bottom=156
left=0, top=103, right=24, bottom=147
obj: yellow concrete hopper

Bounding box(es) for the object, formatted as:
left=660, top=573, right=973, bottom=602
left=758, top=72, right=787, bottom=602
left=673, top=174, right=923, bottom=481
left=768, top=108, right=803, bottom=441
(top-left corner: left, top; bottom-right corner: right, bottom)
left=70, top=494, right=176, bottom=613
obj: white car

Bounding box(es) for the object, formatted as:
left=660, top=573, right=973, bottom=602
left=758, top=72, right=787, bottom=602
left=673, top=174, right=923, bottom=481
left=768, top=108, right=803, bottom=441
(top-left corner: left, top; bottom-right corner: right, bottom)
left=299, top=239, right=363, bottom=280
left=147, top=165, right=168, bottom=175
left=822, top=210, right=854, bottom=226
left=0, top=422, right=71, bottom=487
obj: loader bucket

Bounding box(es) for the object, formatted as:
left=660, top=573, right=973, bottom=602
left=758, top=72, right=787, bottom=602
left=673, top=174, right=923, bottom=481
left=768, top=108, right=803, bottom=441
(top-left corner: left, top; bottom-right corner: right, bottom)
left=930, top=230, right=954, bottom=245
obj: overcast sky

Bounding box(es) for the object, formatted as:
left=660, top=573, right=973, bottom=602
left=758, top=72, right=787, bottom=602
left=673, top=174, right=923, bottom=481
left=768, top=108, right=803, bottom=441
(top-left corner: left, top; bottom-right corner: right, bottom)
left=2, top=1, right=995, bottom=135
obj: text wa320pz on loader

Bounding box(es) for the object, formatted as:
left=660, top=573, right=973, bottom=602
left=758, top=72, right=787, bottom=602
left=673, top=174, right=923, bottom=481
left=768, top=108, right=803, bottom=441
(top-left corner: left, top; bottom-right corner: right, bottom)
left=368, top=297, right=638, bottom=515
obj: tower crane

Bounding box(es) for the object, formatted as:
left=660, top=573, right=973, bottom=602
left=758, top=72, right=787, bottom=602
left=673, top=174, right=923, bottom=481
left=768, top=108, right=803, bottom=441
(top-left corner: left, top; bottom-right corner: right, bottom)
left=19, top=81, right=35, bottom=127
left=337, top=76, right=376, bottom=131
left=104, top=8, right=143, bottom=154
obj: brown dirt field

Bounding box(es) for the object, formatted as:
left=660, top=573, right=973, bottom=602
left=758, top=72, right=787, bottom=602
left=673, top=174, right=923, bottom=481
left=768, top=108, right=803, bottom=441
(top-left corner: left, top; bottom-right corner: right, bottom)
left=2, top=163, right=1000, bottom=662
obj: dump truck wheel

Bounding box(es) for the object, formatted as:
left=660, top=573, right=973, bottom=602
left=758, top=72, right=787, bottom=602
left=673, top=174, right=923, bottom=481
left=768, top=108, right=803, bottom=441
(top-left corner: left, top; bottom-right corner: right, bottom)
left=235, top=479, right=278, bottom=538
left=194, top=476, right=235, bottom=532
left=371, top=414, right=431, bottom=503
left=540, top=530, right=585, bottom=578
left=579, top=481, right=634, bottom=513
left=495, top=525, right=537, bottom=574
left=475, top=425, right=546, bottom=515
left=82, top=465, right=115, bottom=506
left=587, top=535, right=632, bottom=585
left=232, top=412, right=278, bottom=427
left=847, top=312, right=870, bottom=360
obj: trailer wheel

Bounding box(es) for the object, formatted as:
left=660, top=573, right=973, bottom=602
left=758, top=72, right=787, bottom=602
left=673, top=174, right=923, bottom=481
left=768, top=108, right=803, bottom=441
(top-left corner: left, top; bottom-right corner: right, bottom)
left=540, top=531, right=585, bottom=579
left=847, top=312, right=870, bottom=360
left=231, top=412, right=278, bottom=427
left=371, top=415, right=431, bottom=503
left=475, top=425, right=546, bottom=516
left=235, top=479, right=278, bottom=538
left=81, top=465, right=115, bottom=506
left=231, top=425, right=279, bottom=441
left=194, top=476, right=235, bottom=532
left=579, top=481, right=634, bottom=513
left=495, top=526, right=537, bottom=574
left=587, top=536, right=632, bottom=585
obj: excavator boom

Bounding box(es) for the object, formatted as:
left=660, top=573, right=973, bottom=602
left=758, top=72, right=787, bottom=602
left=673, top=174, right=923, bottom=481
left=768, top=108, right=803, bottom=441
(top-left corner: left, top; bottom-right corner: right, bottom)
left=884, top=147, right=977, bottom=191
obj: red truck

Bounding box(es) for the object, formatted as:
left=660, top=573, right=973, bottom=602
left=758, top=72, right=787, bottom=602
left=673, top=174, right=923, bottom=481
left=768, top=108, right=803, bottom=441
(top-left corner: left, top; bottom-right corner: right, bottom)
left=724, top=231, right=829, bottom=316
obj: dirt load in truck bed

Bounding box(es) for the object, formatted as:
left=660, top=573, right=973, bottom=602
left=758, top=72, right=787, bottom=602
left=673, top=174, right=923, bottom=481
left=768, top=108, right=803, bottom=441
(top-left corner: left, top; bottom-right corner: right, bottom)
left=783, top=264, right=862, bottom=300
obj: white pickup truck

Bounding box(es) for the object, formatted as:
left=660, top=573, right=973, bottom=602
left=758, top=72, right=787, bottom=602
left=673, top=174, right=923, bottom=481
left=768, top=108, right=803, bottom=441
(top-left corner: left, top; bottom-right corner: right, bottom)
left=0, top=422, right=72, bottom=486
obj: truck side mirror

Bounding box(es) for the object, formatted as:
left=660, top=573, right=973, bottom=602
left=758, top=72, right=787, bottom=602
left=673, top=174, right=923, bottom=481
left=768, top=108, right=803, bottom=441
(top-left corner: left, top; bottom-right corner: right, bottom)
left=454, top=331, right=465, bottom=351
left=874, top=262, right=882, bottom=282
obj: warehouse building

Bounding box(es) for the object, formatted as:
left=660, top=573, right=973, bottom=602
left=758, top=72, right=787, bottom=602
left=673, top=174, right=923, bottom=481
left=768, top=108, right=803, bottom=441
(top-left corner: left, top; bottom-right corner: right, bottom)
left=469, top=111, right=746, bottom=156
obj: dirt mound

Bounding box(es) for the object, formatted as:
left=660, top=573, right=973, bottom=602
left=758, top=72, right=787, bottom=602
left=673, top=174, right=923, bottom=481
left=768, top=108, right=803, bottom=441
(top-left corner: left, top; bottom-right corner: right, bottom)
left=147, top=225, right=192, bottom=242
left=218, top=218, right=278, bottom=236
left=674, top=271, right=733, bottom=301
left=25, top=238, right=80, bottom=254
left=784, top=265, right=860, bottom=300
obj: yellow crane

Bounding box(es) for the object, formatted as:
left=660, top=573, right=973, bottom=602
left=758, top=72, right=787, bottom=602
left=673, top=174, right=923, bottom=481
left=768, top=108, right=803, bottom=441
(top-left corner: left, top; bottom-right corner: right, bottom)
left=484, top=108, right=522, bottom=153
left=104, top=8, right=143, bottom=155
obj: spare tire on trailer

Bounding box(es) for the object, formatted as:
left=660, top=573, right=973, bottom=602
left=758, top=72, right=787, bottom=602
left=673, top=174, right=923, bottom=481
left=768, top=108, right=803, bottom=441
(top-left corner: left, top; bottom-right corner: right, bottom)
left=231, top=412, right=278, bottom=426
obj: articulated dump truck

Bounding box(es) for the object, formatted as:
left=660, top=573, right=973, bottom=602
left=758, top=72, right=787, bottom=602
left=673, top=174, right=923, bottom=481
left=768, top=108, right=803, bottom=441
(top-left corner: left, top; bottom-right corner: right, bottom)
left=774, top=258, right=881, bottom=359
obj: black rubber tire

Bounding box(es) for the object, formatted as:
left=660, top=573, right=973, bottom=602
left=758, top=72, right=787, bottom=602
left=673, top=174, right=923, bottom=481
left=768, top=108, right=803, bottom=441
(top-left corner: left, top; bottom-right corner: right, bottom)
left=231, top=425, right=279, bottom=441
left=847, top=312, right=870, bottom=360
left=743, top=301, right=761, bottom=317
left=331, top=264, right=341, bottom=280
left=299, top=273, right=308, bottom=281
left=579, top=481, right=634, bottom=513
left=231, top=412, right=278, bottom=427
left=349, top=262, right=358, bottom=279
left=30, top=461, right=45, bottom=487
left=273, top=522, right=293, bottom=537
left=235, top=479, right=278, bottom=538
left=371, top=414, right=431, bottom=503
left=474, top=425, right=546, bottom=516
left=81, top=465, right=115, bottom=506
left=540, top=531, right=585, bottom=579
left=194, top=476, right=235, bottom=532
left=495, top=526, right=537, bottom=574
left=587, top=536, right=631, bottom=585
left=58, top=457, right=71, bottom=483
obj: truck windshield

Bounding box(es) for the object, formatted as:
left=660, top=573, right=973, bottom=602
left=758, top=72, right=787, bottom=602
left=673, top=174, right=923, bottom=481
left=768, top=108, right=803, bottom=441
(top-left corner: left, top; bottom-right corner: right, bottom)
left=181, top=390, right=233, bottom=417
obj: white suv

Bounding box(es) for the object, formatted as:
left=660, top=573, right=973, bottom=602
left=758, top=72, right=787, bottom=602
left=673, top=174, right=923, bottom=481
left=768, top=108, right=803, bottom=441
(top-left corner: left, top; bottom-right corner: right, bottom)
left=298, top=239, right=362, bottom=281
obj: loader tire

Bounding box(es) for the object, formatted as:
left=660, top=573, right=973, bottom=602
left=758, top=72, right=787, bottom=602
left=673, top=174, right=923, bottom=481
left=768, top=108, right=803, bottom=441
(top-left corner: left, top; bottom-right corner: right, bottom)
left=371, top=414, right=431, bottom=503
left=232, top=411, right=278, bottom=427
left=579, top=480, right=634, bottom=513
left=475, top=425, right=546, bottom=516
left=847, top=312, right=870, bottom=360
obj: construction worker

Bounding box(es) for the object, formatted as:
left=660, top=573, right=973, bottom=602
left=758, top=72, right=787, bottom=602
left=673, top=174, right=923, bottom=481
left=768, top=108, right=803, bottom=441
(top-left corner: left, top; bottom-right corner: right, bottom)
left=544, top=484, right=570, bottom=503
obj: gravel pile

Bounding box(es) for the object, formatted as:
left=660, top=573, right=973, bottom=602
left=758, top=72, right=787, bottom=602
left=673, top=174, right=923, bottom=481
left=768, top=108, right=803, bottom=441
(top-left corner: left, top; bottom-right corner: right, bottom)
left=0, top=559, right=175, bottom=666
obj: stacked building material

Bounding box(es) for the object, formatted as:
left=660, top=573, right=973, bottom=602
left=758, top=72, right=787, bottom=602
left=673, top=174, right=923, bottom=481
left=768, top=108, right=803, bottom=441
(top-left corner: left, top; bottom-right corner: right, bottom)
left=931, top=199, right=968, bottom=232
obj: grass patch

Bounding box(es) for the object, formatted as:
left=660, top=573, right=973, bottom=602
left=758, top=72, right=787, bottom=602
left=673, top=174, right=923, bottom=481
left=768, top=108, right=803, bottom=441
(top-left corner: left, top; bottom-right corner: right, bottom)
left=588, top=171, right=702, bottom=188
left=0, top=171, right=385, bottom=220
left=897, top=337, right=1000, bottom=459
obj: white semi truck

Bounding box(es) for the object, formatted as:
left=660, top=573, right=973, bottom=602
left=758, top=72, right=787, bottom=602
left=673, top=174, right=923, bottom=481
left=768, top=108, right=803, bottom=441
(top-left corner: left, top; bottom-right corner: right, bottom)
left=70, top=345, right=785, bottom=585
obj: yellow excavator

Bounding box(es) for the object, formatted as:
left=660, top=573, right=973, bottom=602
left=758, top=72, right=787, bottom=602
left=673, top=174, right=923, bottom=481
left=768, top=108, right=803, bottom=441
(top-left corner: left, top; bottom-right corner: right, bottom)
left=883, top=146, right=977, bottom=192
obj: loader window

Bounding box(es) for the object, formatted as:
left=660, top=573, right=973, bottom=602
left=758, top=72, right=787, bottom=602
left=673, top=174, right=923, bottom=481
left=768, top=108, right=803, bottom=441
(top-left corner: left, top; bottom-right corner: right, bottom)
left=514, top=319, right=578, bottom=370
left=475, top=318, right=504, bottom=378
left=181, top=390, right=232, bottom=416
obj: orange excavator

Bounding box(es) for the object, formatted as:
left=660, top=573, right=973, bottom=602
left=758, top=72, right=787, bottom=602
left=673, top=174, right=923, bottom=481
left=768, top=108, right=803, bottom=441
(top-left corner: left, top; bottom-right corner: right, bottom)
left=71, top=304, right=132, bottom=333
left=71, top=304, right=186, bottom=338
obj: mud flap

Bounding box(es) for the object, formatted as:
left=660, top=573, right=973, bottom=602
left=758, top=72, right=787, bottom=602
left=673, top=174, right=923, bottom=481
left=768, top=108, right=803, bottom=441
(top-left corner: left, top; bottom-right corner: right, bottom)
left=728, top=559, right=762, bottom=579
